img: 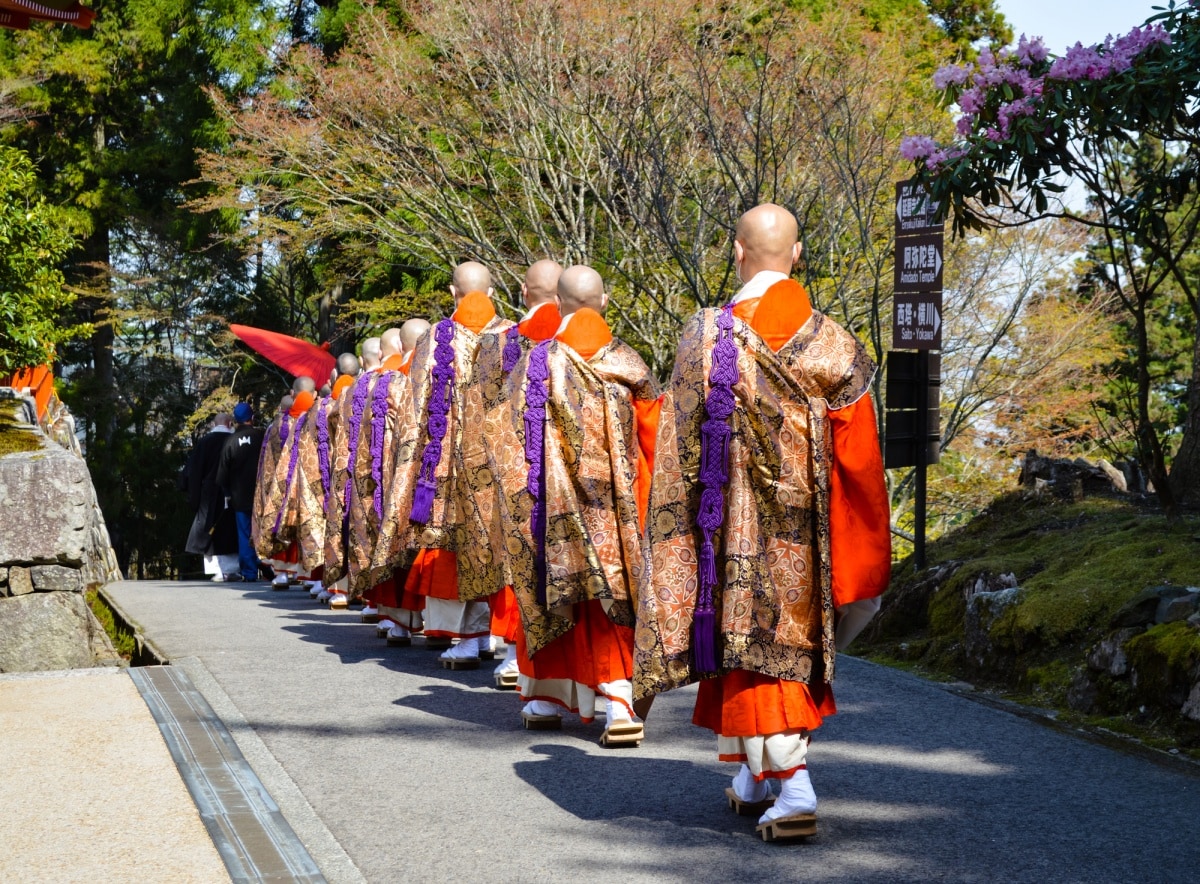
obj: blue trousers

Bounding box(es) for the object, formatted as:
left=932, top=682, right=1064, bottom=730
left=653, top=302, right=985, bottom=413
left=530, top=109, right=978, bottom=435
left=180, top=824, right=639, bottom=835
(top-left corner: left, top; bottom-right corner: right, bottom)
left=234, top=511, right=260, bottom=581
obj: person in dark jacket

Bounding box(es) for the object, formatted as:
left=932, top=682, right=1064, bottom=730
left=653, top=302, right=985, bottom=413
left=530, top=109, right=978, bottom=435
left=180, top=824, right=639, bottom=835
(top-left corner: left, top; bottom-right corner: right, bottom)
left=217, top=402, right=266, bottom=581
left=183, top=413, right=239, bottom=580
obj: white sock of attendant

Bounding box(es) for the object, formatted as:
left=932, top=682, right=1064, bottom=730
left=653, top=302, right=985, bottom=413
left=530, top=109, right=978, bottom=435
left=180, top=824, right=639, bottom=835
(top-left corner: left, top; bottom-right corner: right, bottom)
left=493, top=643, right=518, bottom=675
left=522, top=699, right=561, bottom=718
left=731, top=764, right=772, bottom=804
left=758, top=769, right=817, bottom=824
left=599, top=680, right=636, bottom=726
left=440, top=636, right=483, bottom=660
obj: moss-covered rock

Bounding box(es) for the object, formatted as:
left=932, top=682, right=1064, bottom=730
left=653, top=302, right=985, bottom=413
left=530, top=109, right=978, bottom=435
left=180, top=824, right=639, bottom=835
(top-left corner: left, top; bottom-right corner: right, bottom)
left=856, top=490, right=1200, bottom=748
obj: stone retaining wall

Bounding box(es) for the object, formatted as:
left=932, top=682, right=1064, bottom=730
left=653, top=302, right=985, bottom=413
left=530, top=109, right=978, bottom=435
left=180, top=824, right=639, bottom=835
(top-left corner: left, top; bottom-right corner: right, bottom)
left=0, top=388, right=123, bottom=672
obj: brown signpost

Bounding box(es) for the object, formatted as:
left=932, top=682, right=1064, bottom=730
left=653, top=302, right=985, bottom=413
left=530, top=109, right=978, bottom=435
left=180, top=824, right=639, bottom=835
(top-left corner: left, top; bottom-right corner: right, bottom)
left=887, top=179, right=944, bottom=568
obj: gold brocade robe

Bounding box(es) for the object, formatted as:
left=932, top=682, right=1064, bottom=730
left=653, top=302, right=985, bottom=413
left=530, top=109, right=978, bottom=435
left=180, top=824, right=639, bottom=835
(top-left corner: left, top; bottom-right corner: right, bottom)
left=634, top=309, right=875, bottom=698
left=493, top=337, right=660, bottom=655
left=343, top=370, right=415, bottom=595
left=251, top=413, right=289, bottom=560
left=293, top=397, right=336, bottom=572
left=268, top=409, right=311, bottom=551
left=368, top=314, right=513, bottom=586
left=454, top=329, right=529, bottom=602
left=321, top=375, right=368, bottom=584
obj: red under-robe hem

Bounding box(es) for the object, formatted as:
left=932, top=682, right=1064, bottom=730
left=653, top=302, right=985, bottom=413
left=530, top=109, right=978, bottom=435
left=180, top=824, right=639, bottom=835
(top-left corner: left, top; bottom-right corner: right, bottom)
left=516, top=599, right=633, bottom=687
left=404, top=549, right=459, bottom=601
left=489, top=586, right=522, bottom=643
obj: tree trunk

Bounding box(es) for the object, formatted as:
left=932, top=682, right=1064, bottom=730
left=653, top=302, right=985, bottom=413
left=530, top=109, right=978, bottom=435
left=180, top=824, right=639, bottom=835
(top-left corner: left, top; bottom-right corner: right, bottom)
left=1133, top=304, right=1177, bottom=518
left=1168, top=325, right=1200, bottom=507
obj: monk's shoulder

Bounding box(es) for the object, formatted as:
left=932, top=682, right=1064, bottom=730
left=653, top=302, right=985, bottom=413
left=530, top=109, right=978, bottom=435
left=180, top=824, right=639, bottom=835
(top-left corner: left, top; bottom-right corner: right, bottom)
left=793, top=311, right=876, bottom=408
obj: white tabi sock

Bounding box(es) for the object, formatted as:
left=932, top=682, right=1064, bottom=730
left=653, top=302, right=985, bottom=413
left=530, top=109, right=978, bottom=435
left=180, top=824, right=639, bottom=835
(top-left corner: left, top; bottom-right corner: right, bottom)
left=440, top=636, right=482, bottom=660
left=731, top=764, right=773, bottom=803
left=599, top=680, right=636, bottom=727
left=758, top=769, right=817, bottom=824
left=522, top=699, right=561, bottom=718
left=386, top=624, right=411, bottom=640
left=493, top=643, right=518, bottom=676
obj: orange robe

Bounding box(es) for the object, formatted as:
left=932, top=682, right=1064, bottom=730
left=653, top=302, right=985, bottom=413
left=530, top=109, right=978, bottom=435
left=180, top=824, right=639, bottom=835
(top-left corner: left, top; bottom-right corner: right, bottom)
left=489, top=301, right=562, bottom=643
left=381, top=353, right=406, bottom=373
left=402, top=293, right=501, bottom=630
left=692, top=283, right=890, bottom=744
left=516, top=310, right=662, bottom=715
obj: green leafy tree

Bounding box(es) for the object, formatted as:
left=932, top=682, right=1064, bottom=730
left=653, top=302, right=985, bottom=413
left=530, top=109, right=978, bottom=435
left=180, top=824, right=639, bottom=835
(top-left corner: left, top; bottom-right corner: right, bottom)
left=902, top=3, right=1200, bottom=514
left=0, top=145, right=88, bottom=375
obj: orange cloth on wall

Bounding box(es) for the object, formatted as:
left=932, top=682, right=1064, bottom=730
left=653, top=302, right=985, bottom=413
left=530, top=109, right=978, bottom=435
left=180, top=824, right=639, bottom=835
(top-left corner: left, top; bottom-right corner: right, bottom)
left=695, top=281, right=888, bottom=737
left=518, top=302, right=562, bottom=341
left=331, top=374, right=354, bottom=400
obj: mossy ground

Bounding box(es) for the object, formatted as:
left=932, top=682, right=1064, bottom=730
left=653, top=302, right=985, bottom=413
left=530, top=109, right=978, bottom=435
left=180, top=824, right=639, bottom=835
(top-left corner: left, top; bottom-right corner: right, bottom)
left=85, top=589, right=135, bottom=661
left=0, top=400, right=42, bottom=456
left=855, top=490, right=1200, bottom=755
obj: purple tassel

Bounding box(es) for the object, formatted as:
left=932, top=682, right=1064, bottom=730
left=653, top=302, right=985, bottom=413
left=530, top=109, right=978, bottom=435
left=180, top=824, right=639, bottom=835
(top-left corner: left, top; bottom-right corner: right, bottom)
left=691, top=304, right=740, bottom=674
left=342, top=375, right=371, bottom=516
left=279, top=413, right=291, bottom=446
left=692, top=607, right=717, bottom=673
left=410, top=477, right=436, bottom=524
left=410, top=319, right=457, bottom=525
left=502, top=325, right=522, bottom=374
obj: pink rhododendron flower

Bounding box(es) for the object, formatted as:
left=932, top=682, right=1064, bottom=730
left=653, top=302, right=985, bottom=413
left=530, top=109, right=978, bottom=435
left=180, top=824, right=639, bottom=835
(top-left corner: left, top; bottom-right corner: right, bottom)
left=900, top=135, right=938, bottom=160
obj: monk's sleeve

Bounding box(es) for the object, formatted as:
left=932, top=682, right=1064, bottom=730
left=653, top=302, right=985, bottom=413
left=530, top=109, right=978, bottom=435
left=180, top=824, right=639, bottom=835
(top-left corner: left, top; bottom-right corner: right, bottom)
left=633, top=394, right=663, bottom=528
left=828, top=392, right=891, bottom=610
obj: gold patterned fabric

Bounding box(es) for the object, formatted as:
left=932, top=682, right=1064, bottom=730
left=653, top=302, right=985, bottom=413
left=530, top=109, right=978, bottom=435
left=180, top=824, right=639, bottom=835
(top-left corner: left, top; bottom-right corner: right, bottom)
left=251, top=414, right=287, bottom=560
left=293, top=397, right=335, bottom=573
left=454, top=330, right=528, bottom=602
left=267, top=412, right=307, bottom=551
left=344, top=370, right=415, bottom=596
left=368, top=315, right=513, bottom=586
left=320, top=383, right=357, bottom=584
left=634, top=308, right=875, bottom=699
left=492, top=337, right=661, bottom=655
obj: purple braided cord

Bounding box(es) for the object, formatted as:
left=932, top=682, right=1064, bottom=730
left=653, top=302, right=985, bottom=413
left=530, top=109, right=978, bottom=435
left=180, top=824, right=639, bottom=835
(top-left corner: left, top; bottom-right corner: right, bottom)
left=255, top=421, right=278, bottom=485
left=410, top=319, right=456, bottom=524
left=317, top=398, right=332, bottom=505
left=693, top=305, right=739, bottom=673
left=273, top=413, right=307, bottom=535
left=343, top=377, right=370, bottom=518
left=524, top=341, right=552, bottom=606
left=502, top=324, right=523, bottom=374
left=370, top=371, right=393, bottom=521
left=279, top=413, right=291, bottom=446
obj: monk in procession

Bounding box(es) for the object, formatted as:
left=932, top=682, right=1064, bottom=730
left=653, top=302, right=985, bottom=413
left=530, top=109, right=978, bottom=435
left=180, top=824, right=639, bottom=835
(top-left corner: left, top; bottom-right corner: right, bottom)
left=339, top=335, right=417, bottom=628
left=369, top=262, right=513, bottom=662
left=492, top=264, right=661, bottom=745
left=456, top=259, right=563, bottom=688
left=266, top=378, right=319, bottom=591
left=371, top=319, right=431, bottom=640
left=288, top=373, right=344, bottom=599
left=254, top=376, right=316, bottom=586
left=634, top=204, right=891, bottom=841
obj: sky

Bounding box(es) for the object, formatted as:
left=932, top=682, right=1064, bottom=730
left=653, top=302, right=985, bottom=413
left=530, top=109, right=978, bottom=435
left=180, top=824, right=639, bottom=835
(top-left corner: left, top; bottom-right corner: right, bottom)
left=995, top=0, right=1172, bottom=52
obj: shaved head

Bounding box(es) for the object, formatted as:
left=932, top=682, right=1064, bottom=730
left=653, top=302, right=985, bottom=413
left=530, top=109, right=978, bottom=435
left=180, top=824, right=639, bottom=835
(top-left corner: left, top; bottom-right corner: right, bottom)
left=318, top=382, right=332, bottom=397
left=292, top=375, right=316, bottom=394
left=450, top=261, right=493, bottom=303
left=281, top=393, right=295, bottom=411
left=734, top=203, right=802, bottom=280
left=337, top=352, right=360, bottom=377
left=361, top=337, right=382, bottom=370
left=380, top=327, right=402, bottom=359
left=556, top=265, right=607, bottom=315
left=400, top=318, right=431, bottom=354
left=523, top=259, right=563, bottom=309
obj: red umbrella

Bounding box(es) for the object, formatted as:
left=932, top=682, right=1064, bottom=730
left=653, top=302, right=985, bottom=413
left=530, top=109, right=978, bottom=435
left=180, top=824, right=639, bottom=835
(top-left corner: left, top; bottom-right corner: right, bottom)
left=229, top=324, right=337, bottom=383
left=0, top=1, right=95, bottom=30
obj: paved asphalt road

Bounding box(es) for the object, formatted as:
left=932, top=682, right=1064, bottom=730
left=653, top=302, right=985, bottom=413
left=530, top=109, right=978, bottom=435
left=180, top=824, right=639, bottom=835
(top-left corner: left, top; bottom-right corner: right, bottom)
left=107, top=579, right=1200, bottom=883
